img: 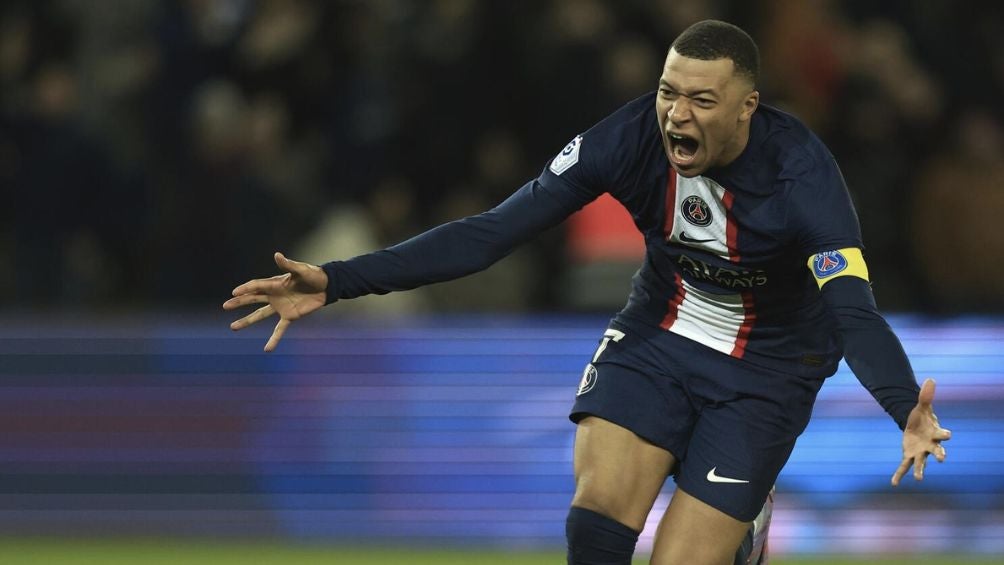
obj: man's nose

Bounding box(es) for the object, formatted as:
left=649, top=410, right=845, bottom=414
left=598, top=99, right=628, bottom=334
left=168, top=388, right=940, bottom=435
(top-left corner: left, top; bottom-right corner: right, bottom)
left=668, top=99, right=692, bottom=125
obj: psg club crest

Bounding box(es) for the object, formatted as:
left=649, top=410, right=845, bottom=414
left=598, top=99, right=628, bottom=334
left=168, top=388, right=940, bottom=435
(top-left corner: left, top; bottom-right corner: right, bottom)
left=681, top=195, right=713, bottom=227
left=813, top=251, right=848, bottom=278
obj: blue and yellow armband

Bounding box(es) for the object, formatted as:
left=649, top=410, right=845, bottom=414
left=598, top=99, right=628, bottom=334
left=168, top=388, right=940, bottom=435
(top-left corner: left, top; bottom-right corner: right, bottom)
left=807, top=248, right=869, bottom=289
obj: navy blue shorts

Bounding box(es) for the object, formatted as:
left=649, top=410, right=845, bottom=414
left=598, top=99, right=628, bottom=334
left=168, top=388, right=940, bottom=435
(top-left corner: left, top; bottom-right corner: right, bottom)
left=570, top=321, right=824, bottom=522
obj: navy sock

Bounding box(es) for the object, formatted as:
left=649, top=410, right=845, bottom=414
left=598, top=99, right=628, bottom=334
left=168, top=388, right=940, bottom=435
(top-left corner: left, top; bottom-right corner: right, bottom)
left=566, top=506, right=639, bottom=565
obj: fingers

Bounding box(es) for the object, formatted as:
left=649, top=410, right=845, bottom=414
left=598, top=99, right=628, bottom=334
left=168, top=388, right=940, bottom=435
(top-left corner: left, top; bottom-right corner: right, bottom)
left=934, top=443, right=947, bottom=463
left=937, top=427, right=952, bottom=441
left=233, top=252, right=313, bottom=298
left=918, top=378, right=936, bottom=408
left=894, top=439, right=948, bottom=486
left=226, top=254, right=303, bottom=352
left=913, top=453, right=927, bottom=481
left=231, top=253, right=302, bottom=296
left=274, top=251, right=307, bottom=274
left=222, top=294, right=270, bottom=311
left=232, top=274, right=288, bottom=297
left=264, top=318, right=291, bottom=352
left=226, top=299, right=293, bottom=351
left=891, top=456, right=912, bottom=486
left=230, top=305, right=275, bottom=331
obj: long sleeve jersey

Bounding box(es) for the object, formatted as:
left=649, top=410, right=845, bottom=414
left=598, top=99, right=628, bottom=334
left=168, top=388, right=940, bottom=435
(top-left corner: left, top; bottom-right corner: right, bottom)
left=322, top=93, right=920, bottom=428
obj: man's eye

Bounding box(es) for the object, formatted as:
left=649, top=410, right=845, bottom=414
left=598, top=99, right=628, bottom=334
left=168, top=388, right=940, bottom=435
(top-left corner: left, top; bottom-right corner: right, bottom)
left=660, top=89, right=678, bottom=98
left=695, top=99, right=715, bottom=107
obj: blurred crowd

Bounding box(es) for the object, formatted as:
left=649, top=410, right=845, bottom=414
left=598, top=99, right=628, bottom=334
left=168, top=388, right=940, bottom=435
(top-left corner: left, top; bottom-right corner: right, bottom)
left=0, top=0, right=1001, bottom=313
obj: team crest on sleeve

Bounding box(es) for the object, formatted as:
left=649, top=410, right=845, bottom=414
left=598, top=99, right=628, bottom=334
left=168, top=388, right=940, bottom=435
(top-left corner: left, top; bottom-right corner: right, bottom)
left=808, top=247, right=869, bottom=288
left=812, top=251, right=848, bottom=278
left=549, top=135, right=582, bottom=175
left=681, top=195, right=713, bottom=227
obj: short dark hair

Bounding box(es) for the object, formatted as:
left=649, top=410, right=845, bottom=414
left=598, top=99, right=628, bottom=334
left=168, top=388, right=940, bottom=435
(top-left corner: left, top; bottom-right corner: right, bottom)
left=670, top=20, right=760, bottom=86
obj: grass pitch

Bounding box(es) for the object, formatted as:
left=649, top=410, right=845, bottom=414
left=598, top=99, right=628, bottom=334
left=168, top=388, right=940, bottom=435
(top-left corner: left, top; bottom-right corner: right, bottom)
left=0, top=539, right=996, bottom=564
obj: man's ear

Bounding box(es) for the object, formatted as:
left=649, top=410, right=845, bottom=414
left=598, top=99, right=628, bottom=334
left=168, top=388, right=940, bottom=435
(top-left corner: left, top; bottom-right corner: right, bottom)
left=740, top=90, right=759, bottom=122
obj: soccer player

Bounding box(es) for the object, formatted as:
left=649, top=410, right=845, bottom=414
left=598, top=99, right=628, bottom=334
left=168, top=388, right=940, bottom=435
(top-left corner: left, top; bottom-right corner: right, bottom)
left=224, top=20, right=951, bottom=565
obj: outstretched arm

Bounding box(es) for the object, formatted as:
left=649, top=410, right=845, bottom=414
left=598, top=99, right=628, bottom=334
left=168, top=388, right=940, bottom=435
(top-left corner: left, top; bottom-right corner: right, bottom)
left=790, top=156, right=951, bottom=484
left=223, top=252, right=327, bottom=352
left=818, top=275, right=952, bottom=484
left=322, top=179, right=585, bottom=302
left=224, top=178, right=593, bottom=350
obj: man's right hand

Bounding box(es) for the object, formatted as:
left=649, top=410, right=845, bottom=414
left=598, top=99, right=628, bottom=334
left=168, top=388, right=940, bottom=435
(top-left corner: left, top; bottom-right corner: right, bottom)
left=223, top=252, right=328, bottom=351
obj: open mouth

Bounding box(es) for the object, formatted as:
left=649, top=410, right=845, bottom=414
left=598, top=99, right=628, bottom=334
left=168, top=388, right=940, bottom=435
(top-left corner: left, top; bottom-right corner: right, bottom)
left=668, top=132, right=700, bottom=165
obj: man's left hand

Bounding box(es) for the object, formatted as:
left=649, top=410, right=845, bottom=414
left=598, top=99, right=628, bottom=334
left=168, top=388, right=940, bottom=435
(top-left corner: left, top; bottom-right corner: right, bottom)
left=891, top=378, right=951, bottom=486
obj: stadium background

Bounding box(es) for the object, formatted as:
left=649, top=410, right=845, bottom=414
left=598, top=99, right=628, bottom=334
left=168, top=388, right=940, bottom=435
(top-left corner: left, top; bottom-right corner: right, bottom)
left=1, top=0, right=1002, bottom=563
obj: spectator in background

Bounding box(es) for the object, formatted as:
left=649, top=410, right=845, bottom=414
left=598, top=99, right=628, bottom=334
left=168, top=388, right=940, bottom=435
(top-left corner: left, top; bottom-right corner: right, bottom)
left=154, top=79, right=286, bottom=304
left=0, top=1, right=1001, bottom=313
left=825, top=18, right=944, bottom=310
left=245, top=91, right=327, bottom=237
left=911, top=110, right=1004, bottom=312
left=7, top=61, right=130, bottom=306
left=756, top=0, right=848, bottom=131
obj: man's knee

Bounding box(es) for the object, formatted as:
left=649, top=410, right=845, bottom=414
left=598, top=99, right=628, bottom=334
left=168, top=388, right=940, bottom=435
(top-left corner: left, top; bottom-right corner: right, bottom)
left=570, top=480, right=638, bottom=528
left=566, top=505, right=640, bottom=565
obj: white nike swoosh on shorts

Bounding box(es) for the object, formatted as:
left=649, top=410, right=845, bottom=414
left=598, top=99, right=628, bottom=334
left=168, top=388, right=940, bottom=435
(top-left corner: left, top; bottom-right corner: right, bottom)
left=706, top=466, right=750, bottom=484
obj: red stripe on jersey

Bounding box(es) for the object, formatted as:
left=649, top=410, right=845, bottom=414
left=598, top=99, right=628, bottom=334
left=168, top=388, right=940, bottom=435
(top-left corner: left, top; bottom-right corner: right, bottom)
left=662, top=166, right=677, bottom=240
left=722, top=190, right=740, bottom=262
left=659, top=272, right=686, bottom=330
left=723, top=190, right=754, bottom=358
left=730, top=290, right=756, bottom=358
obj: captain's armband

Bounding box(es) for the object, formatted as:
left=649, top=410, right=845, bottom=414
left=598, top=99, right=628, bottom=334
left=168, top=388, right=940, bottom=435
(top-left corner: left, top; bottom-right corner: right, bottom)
left=807, top=247, right=869, bottom=289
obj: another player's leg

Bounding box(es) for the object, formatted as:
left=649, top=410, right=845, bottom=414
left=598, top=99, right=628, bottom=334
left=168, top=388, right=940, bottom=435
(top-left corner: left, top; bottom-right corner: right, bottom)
left=567, top=416, right=675, bottom=565
left=748, top=487, right=773, bottom=564
left=733, top=487, right=774, bottom=565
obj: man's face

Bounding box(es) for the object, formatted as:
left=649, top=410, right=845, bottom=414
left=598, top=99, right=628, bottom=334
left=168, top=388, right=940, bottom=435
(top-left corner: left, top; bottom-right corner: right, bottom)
left=656, top=48, right=758, bottom=177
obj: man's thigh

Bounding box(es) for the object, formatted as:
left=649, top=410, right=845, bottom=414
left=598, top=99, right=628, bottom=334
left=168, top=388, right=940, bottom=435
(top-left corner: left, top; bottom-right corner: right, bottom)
left=568, top=324, right=694, bottom=531
left=571, top=416, right=675, bottom=532
left=651, top=487, right=751, bottom=565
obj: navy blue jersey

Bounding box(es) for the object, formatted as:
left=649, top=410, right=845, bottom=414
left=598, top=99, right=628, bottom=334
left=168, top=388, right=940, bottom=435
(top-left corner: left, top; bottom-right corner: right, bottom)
left=323, top=92, right=919, bottom=425
left=537, top=93, right=860, bottom=377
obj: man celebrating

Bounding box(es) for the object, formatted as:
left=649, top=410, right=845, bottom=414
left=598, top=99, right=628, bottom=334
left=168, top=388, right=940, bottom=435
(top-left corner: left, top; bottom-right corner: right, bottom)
left=225, top=20, right=951, bottom=565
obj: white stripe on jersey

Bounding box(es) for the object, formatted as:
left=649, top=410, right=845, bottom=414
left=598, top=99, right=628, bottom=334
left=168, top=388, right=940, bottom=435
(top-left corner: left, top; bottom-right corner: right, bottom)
left=668, top=175, right=730, bottom=259
left=669, top=277, right=746, bottom=356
